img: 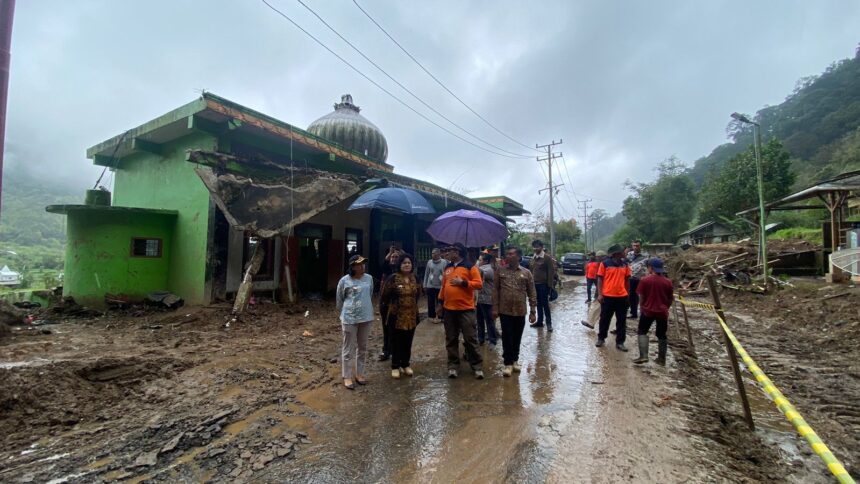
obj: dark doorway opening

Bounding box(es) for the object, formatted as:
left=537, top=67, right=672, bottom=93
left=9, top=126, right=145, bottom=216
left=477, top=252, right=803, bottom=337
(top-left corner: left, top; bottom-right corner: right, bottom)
left=296, top=224, right=331, bottom=295
left=345, top=228, right=363, bottom=272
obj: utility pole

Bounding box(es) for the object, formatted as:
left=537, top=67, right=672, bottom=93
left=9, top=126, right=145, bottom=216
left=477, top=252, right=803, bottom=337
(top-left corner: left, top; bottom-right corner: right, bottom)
left=578, top=198, right=592, bottom=252
left=0, top=0, right=15, bottom=222
left=537, top=139, right=563, bottom=257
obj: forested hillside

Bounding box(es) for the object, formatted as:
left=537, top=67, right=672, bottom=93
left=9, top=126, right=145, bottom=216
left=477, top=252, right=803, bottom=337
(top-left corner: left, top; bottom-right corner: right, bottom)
left=0, top=164, right=79, bottom=271
left=607, top=45, right=860, bottom=244
left=691, top=47, right=860, bottom=187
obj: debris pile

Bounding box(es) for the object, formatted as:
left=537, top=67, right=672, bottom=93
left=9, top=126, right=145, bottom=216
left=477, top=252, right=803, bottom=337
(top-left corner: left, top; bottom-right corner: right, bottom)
left=666, top=239, right=821, bottom=292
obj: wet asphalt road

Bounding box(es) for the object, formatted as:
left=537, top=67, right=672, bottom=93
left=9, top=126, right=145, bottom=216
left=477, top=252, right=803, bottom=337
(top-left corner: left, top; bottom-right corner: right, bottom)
left=266, top=278, right=690, bottom=483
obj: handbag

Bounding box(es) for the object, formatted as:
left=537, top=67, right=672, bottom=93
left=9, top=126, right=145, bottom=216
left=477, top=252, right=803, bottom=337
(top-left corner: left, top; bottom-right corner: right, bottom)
left=549, top=287, right=559, bottom=302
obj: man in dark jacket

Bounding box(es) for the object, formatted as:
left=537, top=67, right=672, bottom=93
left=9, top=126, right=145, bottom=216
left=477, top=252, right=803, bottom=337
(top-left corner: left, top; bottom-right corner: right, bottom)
left=529, top=239, right=557, bottom=332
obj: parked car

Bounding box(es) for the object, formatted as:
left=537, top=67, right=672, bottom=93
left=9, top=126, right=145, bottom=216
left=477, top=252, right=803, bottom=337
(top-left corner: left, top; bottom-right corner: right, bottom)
left=561, top=253, right=587, bottom=275
left=519, top=255, right=533, bottom=269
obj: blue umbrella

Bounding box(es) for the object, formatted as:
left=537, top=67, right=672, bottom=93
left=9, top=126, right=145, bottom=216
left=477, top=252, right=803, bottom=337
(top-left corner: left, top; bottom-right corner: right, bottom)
left=347, top=187, right=436, bottom=214
left=427, top=209, right=507, bottom=247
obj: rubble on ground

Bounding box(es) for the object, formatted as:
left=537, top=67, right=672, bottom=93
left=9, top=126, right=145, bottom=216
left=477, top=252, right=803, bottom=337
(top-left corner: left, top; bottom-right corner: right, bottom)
left=665, top=238, right=821, bottom=292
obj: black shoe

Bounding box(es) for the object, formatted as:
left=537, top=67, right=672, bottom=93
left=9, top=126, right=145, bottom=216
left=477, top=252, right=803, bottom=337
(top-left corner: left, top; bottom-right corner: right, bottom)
left=531, top=323, right=544, bottom=328
left=616, top=343, right=628, bottom=352
left=595, top=338, right=605, bottom=347
left=610, top=329, right=617, bottom=335
left=629, top=313, right=637, bottom=319
left=547, top=326, right=553, bottom=333
left=378, top=353, right=390, bottom=362
left=580, top=320, right=594, bottom=329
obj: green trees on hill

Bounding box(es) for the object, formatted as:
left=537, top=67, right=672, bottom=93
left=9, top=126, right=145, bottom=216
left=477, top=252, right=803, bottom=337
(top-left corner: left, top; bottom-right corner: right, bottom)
left=618, top=157, right=697, bottom=244
left=698, top=139, right=795, bottom=223
left=609, top=46, right=860, bottom=245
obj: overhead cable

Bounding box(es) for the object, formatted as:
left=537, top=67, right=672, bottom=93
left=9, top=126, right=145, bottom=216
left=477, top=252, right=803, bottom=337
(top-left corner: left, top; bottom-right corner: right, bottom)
left=260, top=0, right=530, bottom=159
left=352, top=0, right=541, bottom=154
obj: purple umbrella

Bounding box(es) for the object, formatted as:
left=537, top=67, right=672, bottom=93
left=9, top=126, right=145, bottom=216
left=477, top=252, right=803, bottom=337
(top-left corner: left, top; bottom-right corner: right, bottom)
left=427, top=209, right=507, bottom=247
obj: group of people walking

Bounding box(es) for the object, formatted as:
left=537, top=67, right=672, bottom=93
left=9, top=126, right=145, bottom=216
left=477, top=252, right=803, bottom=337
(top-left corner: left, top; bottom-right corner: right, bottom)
left=335, top=237, right=673, bottom=390
left=582, top=240, right=674, bottom=365
left=335, top=240, right=557, bottom=389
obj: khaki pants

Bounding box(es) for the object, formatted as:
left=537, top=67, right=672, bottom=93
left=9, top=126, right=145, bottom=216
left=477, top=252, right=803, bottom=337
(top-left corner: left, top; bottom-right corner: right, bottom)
left=342, top=321, right=372, bottom=379
left=443, top=309, right=482, bottom=371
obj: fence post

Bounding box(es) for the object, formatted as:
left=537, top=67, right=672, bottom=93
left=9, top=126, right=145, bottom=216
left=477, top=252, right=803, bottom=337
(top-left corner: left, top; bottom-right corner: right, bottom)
left=677, top=292, right=696, bottom=357
left=706, top=275, right=754, bottom=431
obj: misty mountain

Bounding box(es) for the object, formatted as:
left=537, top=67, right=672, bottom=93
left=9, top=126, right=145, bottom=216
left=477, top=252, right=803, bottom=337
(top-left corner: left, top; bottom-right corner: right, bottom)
left=690, top=47, right=860, bottom=187
left=0, top=163, right=79, bottom=248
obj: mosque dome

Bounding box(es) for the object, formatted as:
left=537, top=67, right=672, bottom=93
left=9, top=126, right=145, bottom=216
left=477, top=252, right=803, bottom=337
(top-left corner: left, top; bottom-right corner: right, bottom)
left=307, top=94, right=389, bottom=164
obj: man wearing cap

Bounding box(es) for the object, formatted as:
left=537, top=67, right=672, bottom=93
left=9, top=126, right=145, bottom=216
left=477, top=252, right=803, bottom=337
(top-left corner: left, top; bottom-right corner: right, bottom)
left=529, top=239, right=557, bottom=331
left=633, top=258, right=674, bottom=365
left=437, top=243, right=485, bottom=379
left=596, top=244, right=631, bottom=351
left=627, top=240, right=649, bottom=318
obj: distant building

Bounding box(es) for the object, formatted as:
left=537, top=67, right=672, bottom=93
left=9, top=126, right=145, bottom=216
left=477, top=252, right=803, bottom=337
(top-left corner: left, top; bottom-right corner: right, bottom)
left=47, top=93, right=525, bottom=307
left=677, top=221, right=739, bottom=246
left=0, top=265, right=21, bottom=286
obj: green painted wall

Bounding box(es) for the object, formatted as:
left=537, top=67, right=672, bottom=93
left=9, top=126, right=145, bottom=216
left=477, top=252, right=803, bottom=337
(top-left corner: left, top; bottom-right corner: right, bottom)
left=112, top=131, right=217, bottom=304
left=64, top=210, right=174, bottom=307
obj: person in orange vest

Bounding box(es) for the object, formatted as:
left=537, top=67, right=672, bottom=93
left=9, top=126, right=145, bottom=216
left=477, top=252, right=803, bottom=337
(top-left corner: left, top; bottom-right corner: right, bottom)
left=584, top=252, right=599, bottom=303
left=437, top=243, right=485, bottom=379
left=596, top=244, right=631, bottom=351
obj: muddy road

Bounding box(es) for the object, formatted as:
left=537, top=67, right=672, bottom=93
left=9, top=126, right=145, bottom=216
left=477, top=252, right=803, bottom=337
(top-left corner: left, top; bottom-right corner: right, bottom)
left=0, top=278, right=845, bottom=483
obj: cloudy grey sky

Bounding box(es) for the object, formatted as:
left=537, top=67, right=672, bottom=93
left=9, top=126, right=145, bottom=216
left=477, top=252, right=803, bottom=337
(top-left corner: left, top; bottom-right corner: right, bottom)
left=6, top=1, right=860, bottom=222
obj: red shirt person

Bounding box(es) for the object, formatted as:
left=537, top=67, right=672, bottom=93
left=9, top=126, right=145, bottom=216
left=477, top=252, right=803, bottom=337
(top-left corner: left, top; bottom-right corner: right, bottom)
left=633, top=258, right=674, bottom=365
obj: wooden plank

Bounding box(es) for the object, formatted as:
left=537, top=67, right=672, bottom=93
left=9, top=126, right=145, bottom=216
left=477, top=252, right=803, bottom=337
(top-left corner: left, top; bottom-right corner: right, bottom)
left=706, top=275, right=755, bottom=431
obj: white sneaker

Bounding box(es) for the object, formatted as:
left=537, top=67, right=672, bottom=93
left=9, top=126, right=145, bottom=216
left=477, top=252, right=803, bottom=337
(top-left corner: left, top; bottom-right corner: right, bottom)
left=391, top=369, right=401, bottom=379
left=502, top=366, right=513, bottom=377
left=512, top=361, right=522, bottom=373
left=403, top=367, right=414, bottom=377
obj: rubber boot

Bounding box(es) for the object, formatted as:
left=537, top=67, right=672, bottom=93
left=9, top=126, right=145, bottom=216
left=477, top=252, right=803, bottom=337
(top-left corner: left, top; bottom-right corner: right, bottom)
left=655, top=339, right=668, bottom=366
left=633, top=335, right=649, bottom=364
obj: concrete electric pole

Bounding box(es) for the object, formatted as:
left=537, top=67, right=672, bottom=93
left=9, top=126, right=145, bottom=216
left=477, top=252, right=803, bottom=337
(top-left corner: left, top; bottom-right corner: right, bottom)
left=578, top=198, right=592, bottom=252
left=537, top=139, right=563, bottom=257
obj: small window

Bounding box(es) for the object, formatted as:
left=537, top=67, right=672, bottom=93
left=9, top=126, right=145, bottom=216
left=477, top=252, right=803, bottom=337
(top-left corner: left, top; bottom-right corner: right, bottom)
left=131, top=238, right=162, bottom=258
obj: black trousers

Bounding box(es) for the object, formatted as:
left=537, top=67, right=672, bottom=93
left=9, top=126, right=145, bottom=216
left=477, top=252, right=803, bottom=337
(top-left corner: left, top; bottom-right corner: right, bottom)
left=586, top=278, right=596, bottom=301
left=476, top=303, right=498, bottom=344
left=637, top=314, right=668, bottom=339
left=628, top=278, right=640, bottom=317
left=500, top=314, right=526, bottom=365
left=598, top=296, right=628, bottom=344
left=425, top=288, right=440, bottom=319
left=390, top=325, right=416, bottom=369
left=534, top=283, right=552, bottom=327
left=379, top=302, right=390, bottom=356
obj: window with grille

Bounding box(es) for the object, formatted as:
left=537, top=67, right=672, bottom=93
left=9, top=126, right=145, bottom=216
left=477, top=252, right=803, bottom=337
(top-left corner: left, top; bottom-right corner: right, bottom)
left=131, top=238, right=163, bottom=258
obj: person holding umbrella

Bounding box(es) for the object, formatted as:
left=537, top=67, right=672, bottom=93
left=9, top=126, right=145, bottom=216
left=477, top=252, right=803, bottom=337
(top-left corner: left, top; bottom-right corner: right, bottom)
left=437, top=243, right=485, bottom=379
left=336, top=255, right=374, bottom=390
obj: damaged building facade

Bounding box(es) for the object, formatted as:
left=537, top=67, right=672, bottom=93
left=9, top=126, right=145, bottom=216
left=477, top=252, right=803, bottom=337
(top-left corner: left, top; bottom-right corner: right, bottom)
left=47, top=93, right=525, bottom=307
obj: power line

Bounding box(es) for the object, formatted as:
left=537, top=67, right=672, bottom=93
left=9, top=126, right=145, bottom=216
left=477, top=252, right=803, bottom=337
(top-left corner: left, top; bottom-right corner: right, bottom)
left=537, top=140, right=563, bottom=256
left=279, top=0, right=532, bottom=159
left=352, top=0, right=541, bottom=154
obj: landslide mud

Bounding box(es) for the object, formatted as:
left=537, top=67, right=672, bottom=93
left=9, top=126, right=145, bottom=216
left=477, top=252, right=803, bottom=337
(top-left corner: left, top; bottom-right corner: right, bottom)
left=0, top=280, right=849, bottom=482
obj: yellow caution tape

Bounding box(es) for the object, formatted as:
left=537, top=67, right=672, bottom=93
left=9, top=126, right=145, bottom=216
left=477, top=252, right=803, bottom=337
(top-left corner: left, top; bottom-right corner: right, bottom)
left=675, top=294, right=716, bottom=311
left=714, top=312, right=855, bottom=483
left=673, top=293, right=854, bottom=482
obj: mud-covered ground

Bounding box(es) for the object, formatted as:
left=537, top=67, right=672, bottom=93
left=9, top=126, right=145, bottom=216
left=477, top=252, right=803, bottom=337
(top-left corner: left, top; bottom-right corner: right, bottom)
left=0, top=278, right=855, bottom=483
